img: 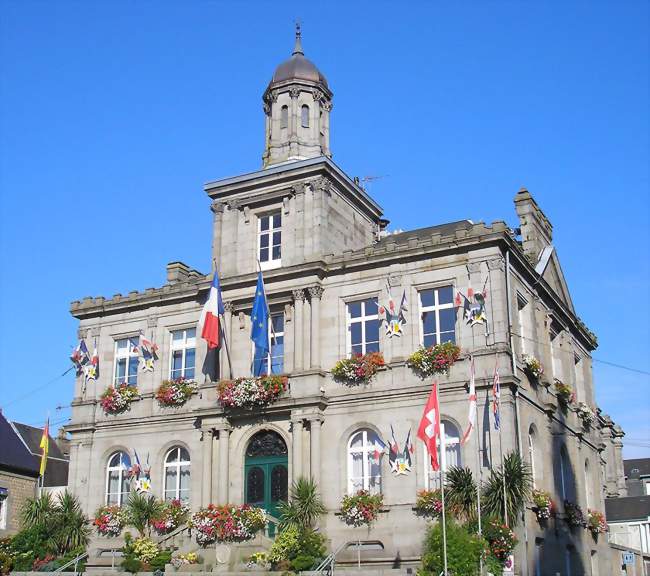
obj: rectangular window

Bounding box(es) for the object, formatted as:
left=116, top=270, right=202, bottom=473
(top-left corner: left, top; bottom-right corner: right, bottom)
left=346, top=298, right=379, bottom=356
left=550, top=326, right=562, bottom=380
left=170, top=328, right=196, bottom=379
left=253, top=313, right=284, bottom=375
left=0, top=490, right=7, bottom=530
left=419, top=286, right=456, bottom=347
left=258, top=212, right=282, bottom=270
left=517, top=293, right=529, bottom=354
left=114, top=338, right=138, bottom=386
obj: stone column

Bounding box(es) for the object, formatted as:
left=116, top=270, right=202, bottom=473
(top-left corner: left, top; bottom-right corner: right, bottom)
left=292, top=418, right=303, bottom=482
left=293, top=290, right=305, bottom=371
left=308, top=286, right=323, bottom=369
left=309, top=417, right=322, bottom=486
left=221, top=301, right=234, bottom=379
left=201, top=428, right=214, bottom=506
left=217, top=425, right=231, bottom=504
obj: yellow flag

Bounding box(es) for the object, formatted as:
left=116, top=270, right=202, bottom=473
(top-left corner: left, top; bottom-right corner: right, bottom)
left=39, top=419, right=49, bottom=477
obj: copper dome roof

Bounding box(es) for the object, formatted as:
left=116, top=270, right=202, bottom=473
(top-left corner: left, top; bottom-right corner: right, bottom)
left=269, top=25, right=328, bottom=88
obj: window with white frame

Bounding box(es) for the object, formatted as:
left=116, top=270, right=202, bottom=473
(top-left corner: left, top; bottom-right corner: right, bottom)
left=252, top=313, right=285, bottom=375
left=164, top=447, right=190, bottom=502
left=106, top=451, right=131, bottom=506
left=517, top=293, right=529, bottom=354
left=114, top=338, right=139, bottom=386
left=550, top=325, right=562, bottom=380
left=258, top=212, right=282, bottom=269
left=559, top=446, right=573, bottom=501
left=170, top=328, right=196, bottom=379
left=584, top=459, right=593, bottom=509
left=419, top=286, right=456, bottom=347
left=0, top=490, right=7, bottom=530
left=346, top=298, right=379, bottom=356
left=422, top=420, right=462, bottom=489
left=347, top=429, right=382, bottom=494
left=528, top=426, right=540, bottom=488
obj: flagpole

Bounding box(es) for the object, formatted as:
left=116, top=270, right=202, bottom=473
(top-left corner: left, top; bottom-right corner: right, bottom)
left=435, top=382, right=448, bottom=576
left=474, top=367, right=483, bottom=576
left=212, top=260, right=233, bottom=380
left=499, top=410, right=508, bottom=526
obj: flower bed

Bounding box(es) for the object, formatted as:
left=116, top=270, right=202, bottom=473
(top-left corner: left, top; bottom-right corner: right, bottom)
left=414, top=489, right=443, bottom=519
left=217, top=375, right=288, bottom=408
left=94, top=505, right=125, bottom=536
left=100, top=383, right=139, bottom=415
left=406, top=342, right=461, bottom=378
left=339, top=490, right=383, bottom=527
left=190, top=504, right=266, bottom=545
left=331, top=352, right=385, bottom=385
left=531, top=489, right=554, bottom=521
left=555, top=379, right=575, bottom=405
left=152, top=499, right=189, bottom=535
left=171, top=552, right=201, bottom=569
left=484, top=520, right=518, bottom=562
left=576, top=402, right=596, bottom=427
left=156, top=377, right=198, bottom=407
left=587, top=509, right=607, bottom=535
left=522, top=354, right=544, bottom=379
left=564, top=500, right=586, bottom=529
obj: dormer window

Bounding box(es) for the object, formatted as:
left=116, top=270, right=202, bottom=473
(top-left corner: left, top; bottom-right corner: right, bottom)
left=258, top=212, right=281, bottom=270
left=301, top=105, right=310, bottom=128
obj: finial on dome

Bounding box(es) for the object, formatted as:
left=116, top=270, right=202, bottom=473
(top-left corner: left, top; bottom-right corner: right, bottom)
left=293, top=20, right=304, bottom=56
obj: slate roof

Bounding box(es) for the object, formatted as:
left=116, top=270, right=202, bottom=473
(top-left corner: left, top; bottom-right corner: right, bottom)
left=375, top=220, right=475, bottom=247
left=624, top=458, right=650, bottom=479
left=606, top=496, right=650, bottom=522
left=0, top=411, right=39, bottom=478
left=11, top=422, right=69, bottom=488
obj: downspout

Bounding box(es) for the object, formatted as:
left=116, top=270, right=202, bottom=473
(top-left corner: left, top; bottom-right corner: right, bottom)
left=506, top=248, right=529, bottom=576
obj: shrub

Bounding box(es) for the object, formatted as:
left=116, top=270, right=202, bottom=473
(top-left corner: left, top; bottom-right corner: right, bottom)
left=267, top=526, right=325, bottom=569
left=420, top=519, right=487, bottom=576
left=120, top=556, right=142, bottom=574
left=291, top=554, right=317, bottom=571
left=277, top=477, right=326, bottom=531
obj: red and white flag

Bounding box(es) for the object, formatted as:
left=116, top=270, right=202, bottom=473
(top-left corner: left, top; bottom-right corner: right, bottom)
left=461, top=355, right=477, bottom=445
left=199, top=267, right=225, bottom=349
left=417, top=382, right=441, bottom=471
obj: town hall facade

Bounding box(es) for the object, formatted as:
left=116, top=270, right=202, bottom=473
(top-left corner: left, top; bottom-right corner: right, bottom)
left=65, top=29, right=625, bottom=575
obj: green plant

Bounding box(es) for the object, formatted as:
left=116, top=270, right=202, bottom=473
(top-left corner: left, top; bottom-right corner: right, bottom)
left=554, top=379, right=575, bottom=405
left=407, top=342, right=461, bottom=378
left=420, top=519, right=487, bottom=576
left=483, top=518, right=517, bottom=563
left=120, top=556, right=142, bottom=574
left=339, top=490, right=383, bottom=527
left=124, top=493, right=164, bottom=537
left=331, top=352, right=385, bottom=385
left=277, top=477, right=326, bottom=531
left=149, top=548, right=172, bottom=570
left=0, top=551, right=13, bottom=576
left=445, top=466, right=478, bottom=523
left=414, top=489, right=443, bottom=519
left=20, top=493, right=55, bottom=529
left=587, top=509, right=607, bottom=535
left=267, top=526, right=325, bottom=569
left=50, top=492, right=90, bottom=554
left=291, top=554, right=317, bottom=571
left=132, top=537, right=158, bottom=564
left=482, top=452, right=532, bottom=523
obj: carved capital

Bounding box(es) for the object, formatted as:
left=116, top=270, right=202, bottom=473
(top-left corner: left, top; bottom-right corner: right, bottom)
left=263, top=102, right=271, bottom=115
left=312, top=176, right=332, bottom=195
left=487, top=258, right=504, bottom=271
left=90, top=326, right=101, bottom=337
left=311, top=88, right=324, bottom=102
left=322, top=101, right=333, bottom=112
left=224, top=301, right=235, bottom=314
left=147, top=316, right=158, bottom=328
left=467, top=262, right=482, bottom=274
left=291, top=183, right=304, bottom=196
left=210, top=200, right=225, bottom=214
left=308, top=285, right=324, bottom=300
left=289, top=87, right=301, bottom=99
left=292, top=289, right=306, bottom=302
left=227, top=200, right=240, bottom=212
left=77, top=327, right=88, bottom=340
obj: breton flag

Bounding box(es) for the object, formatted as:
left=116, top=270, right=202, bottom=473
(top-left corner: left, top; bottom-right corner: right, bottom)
left=199, top=267, right=225, bottom=349
left=461, top=355, right=477, bottom=445
left=39, top=418, right=49, bottom=477
left=492, top=360, right=501, bottom=431
left=417, top=382, right=441, bottom=471
left=250, top=271, right=270, bottom=376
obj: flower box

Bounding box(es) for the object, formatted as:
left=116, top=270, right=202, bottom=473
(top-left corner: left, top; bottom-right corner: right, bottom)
left=93, top=505, right=125, bottom=536
left=484, top=520, right=518, bottom=562
left=531, top=489, right=554, bottom=521
left=587, top=509, right=607, bottom=535
left=576, top=402, right=596, bottom=427
left=217, top=375, right=288, bottom=409
left=564, top=500, right=586, bottom=529
left=406, top=342, right=461, bottom=378
left=414, top=489, right=443, bottom=519
left=152, top=499, right=190, bottom=535
left=100, top=383, right=139, bottom=415
left=189, top=504, right=266, bottom=545
left=331, top=352, right=384, bottom=385
left=522, top=354, right=544, bottom=380
left=554, top=379, right=575, bottom=406
left=339, top=490, right=383, bottom=527
left=156, top=377, right=198, bottom=407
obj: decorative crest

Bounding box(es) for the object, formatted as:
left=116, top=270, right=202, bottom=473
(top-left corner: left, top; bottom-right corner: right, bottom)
left=293, top=20, right=304, bottom=55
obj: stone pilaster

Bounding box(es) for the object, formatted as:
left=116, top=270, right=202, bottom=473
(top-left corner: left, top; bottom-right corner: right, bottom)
left=308, top=286, right=323, bottom=369
left=309, top=417, right=323, bottom=485
left=201, top=428, right=214, bottom=506
left=291, top=417, right=304, bottom=482
left=217, top=424, right=231, bottom=504
left=293, top=289, right=305, bottom=371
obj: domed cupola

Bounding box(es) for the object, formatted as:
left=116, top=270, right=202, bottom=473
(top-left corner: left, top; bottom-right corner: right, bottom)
left=262, top=24, right=333, bottom=168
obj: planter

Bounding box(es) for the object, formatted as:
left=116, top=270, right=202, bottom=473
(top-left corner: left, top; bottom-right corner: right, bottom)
left=587, top=509, right=607, bottom=536
left=93, top=505, right=125, bottom=536
left=156, top=378, right=198, bottom=407
left=576, top=402, right=596, bottom=428
left=531, top=489, right=554, bottom=522
left=554, top=379, right=575, bottom=406
left=100, top=383, right=139, bottom=415
left=414, top=489, right=443, bottom=519
left=564, top=500, right=586, bottom=529
left=406, top=342, right=461, bottom=378
left=331, top=352, right=384, bottom=385
left=339, top=490, right=383, bottom=527
left=217, top=375, right=288, bottom=409
left=522, top=354, right=544, bottom=380
left=190, top=504, right=266, bottom=545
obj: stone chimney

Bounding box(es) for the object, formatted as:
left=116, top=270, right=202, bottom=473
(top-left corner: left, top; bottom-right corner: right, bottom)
left=514, top=187, right=553, bottom=263
left=166, top=261, right=191, bottom=284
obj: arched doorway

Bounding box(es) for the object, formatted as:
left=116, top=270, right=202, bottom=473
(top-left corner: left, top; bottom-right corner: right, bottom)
left=244, top=430, right=288, bottom=536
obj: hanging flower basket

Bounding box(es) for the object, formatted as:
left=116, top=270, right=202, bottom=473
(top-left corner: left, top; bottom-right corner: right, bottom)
left=414, top=489, right=443, bottom=519
left=587, top=509, right=607, bottom=535
left=576, top=402, right=596, bottom=427
left=100, top=383, right=139, bottom=415
left=93, top=505, right=125, bottom=536
left=189, top=504, right=266, bottom=546
left=339, top=490, right=383, bottom=527
left=531, top=489, right=554, bottom=521
left=554, top=379, right=575, bottom=406
left=406, top=342, right=461, bottom=378
left=522, top=354, right=544, bottom=379
left=484, top=520, right=518, bottom=562
left=331, top=352, right=385, bottom=385
left=564, top=500, right=586, bottom=529
left=152, top=499, right=190, bottom=535
left=217, top=375, right=288, bottom=409
left=156, top=377, right=198, bottom=407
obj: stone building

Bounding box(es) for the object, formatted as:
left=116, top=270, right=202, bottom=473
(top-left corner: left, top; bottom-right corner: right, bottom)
left=66, top=29, right=623, bottom=575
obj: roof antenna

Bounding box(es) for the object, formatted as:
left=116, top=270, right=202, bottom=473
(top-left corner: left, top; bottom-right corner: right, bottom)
left=293, top=20, right=304, bottom=56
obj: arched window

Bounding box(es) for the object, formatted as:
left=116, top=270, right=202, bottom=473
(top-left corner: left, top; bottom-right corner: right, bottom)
left=348, top=429, right=382, bottom=494
left=106, top=451, right=131, bottom=506
left=528, top=426, right=540, bottom=488
left=164, top=447, right=190, bottom=502
left=441, top=420, right=461, bottom=469
left=559, top=446, right=573, bottom=501
left=584, top=458, right=592, bottom=509
left=301, top=105, right=310, bottom=128
left=280, top=105, right=288, bottom=129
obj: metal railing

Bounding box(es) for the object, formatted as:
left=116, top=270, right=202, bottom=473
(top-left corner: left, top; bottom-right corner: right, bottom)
left=312, top=540, right=383, bottom=576
left=53, top=551, right=88, bottom=574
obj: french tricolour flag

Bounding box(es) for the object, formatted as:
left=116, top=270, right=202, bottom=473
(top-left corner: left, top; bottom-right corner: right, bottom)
left=199, top=267, right=225, bottom=349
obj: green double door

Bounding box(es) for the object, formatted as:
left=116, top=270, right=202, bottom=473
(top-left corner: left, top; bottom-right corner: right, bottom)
left=245, top=456, right=288, bottom=536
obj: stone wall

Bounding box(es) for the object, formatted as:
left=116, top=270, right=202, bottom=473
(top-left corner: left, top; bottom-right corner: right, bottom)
left=0, top=470, right=37, bottom=536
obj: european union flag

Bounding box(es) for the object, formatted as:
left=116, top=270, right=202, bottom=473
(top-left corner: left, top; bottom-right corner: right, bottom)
left=251, top=271, right=269, bottom=376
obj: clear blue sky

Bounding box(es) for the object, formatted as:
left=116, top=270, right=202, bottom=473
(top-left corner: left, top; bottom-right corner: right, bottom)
left=1, top=1, right=648, bottom=456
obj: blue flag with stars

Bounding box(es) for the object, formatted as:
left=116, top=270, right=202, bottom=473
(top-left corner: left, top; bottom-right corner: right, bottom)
left=251, top=271, right=269, bottom=376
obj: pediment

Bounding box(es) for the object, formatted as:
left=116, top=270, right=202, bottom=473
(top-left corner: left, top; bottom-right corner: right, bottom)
left=537, top=246, right=575, bottom=313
